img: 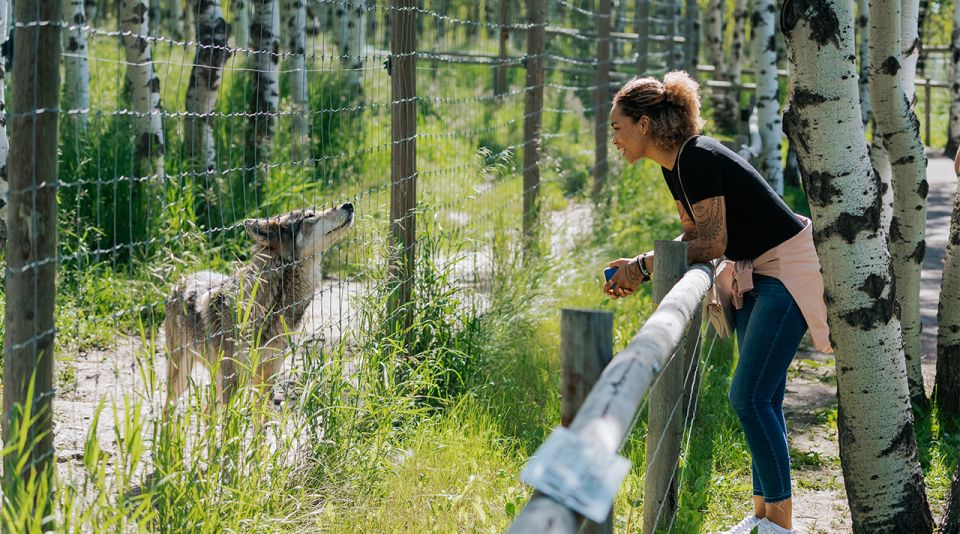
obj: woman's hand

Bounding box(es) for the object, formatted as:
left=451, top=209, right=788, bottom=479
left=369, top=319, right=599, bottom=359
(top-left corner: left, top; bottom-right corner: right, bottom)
left=603, top=257, right=648, bottom=299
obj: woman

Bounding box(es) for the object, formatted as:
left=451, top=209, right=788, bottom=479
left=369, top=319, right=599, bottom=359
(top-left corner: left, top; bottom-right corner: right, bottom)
left=602, top=71, right=831, bottom=534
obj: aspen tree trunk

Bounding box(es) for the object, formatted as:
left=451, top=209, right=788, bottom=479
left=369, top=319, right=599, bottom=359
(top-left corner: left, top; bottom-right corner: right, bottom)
left=122, top=0, right=166, bottom=181
left=0, top=0, right=8, bottom=245
left=284, top=0, right=308, bottom=150
left=184, top=0, right=230, bottom=172
left=728, top=0, right=748, bottom=126
left=684, top=0, right=699, bottom=75
left=246, top=0, right=279, bottom=203
left=870, top=0, right=929, bottom=406
left=334, top=0, right=366, bottom=91
left=857, top=0, right=871, bottom=128
left=901, top=0, right=920, bottom=105
left=669, top=0, right=682, bottom=68
left=944, top=462, right=960, bottom=533
left=707, top=0, right=734, bottom=131
left=63, top=0, right=91, bottom=127
left=935, top=175, right=960, bottom=417
left=85, top=0, right=97, bottom=22
left=149, top=0, right=160, bottom=35
left=780, top=0, right=933, bottom=529
left=946, top=0, right=960, bottom=158
left=234, top=0, right=250, bottom=47
left=870, top=132, right=895, bottom=235
left=751, top=0, right=782, bottom=194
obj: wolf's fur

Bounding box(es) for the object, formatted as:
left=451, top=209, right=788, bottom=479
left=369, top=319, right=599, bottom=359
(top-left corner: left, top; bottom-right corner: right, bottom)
left=164, top=204, right=354, bottom=404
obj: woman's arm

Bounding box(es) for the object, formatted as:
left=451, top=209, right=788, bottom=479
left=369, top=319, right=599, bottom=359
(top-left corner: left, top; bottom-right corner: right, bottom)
left=677, top=196, right=727, bottom=263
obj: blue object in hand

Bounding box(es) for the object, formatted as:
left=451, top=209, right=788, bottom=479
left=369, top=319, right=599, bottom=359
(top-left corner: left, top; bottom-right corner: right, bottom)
left=604, top=266, right=619, bottom=289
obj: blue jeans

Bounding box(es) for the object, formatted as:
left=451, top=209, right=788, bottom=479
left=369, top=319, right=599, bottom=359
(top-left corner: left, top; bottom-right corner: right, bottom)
left=730, top=274, right=807, bottom=503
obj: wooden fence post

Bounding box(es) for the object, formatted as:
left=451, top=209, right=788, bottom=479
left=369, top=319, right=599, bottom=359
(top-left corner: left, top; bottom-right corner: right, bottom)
left=643, top=240, right=688, bottom=534
left=389, top=0, right=417, bottom=329
left=561, top=309, right=614, bottom=534
left=635, top=0, right=650, bottom=74
left=592, top=0, right=611, bottom=198
left=522, top=0, right=545, bottom=261
left=494, top=0, right=510, bottom=96
left=3, top=0, right=61, bottom=523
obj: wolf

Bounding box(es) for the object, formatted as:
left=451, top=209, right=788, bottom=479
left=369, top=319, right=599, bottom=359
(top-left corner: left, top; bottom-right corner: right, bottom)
left=163, top=203, right=354, bottom=406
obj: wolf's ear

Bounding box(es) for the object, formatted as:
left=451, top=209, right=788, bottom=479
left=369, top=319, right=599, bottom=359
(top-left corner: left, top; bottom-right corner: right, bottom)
left=243, top=218, right=277, bottom=246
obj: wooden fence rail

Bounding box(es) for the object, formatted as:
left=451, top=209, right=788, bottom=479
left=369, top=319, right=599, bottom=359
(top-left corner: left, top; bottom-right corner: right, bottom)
left=509, top=241, right=712, bottom=533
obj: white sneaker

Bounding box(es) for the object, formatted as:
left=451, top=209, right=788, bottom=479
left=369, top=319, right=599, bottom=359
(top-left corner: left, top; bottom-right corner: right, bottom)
left=714, top=515, right=762, bottom=534
left=758, top=517, right=796, bottom=534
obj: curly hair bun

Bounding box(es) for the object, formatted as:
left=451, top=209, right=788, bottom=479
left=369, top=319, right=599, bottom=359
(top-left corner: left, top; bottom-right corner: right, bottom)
left=662, top=70, right=701, bottom=115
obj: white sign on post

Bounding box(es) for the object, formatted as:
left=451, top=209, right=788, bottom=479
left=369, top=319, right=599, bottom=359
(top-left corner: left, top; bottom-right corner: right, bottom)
left=519, top=426, right=631, bottom=524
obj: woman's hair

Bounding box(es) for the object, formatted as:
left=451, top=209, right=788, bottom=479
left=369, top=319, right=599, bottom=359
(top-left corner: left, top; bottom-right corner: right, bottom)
left=612, top=70, right=705, bottom=150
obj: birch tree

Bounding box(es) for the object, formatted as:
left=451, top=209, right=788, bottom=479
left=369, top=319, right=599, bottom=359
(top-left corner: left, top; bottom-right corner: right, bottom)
left=233, top=0, right=249, bottom=47
left=0, top=0, right=7, bottom=245
left=184, top=0, right=230, bottom=171
left=706, top=0, right=735, bottom=131
left=935, top=176, right=960, bottom=417
left=122, top=0, right=166, bottom=182
left=284, top=0, right=308, bottom=151
left=84, top=0, right=97, bottom=22
left=63, top=0, right=91, bottom=128
left=684, top=0, right=699, bottom=75
left=246, top=0, right=279, bottom=200
left=901, top=0, right=920, bottom=105
left=944, top=464, right=960, bottom=533
left=947, top=0, right=960, bottom=158
left=780, top=0, right=933, bottom=528
left=334, top=0, right=366, bottom=91
left=751, top=0, right=782, bottom=194
left=728, top=0, right=748, bottom=135
left=857, top=0, right=870, bottom=128
left=870, top=0, right=928, bottom=406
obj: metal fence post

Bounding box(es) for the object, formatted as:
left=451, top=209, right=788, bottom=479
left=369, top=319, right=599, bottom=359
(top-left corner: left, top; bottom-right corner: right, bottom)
left=3, top=0, right=61, bottom=523
left=389, top=0, right=417, bottom=329
left=561, top=309, right=614, bottom=533
left=523, top=0, right=545, bottom=260
left=643, top=240, right=688, bottom=533
left=593, top=0, right=611, bottom=198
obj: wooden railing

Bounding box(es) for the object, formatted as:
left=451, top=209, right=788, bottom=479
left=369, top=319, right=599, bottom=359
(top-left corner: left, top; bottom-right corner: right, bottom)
left=508, top=240, right=713, bottom=533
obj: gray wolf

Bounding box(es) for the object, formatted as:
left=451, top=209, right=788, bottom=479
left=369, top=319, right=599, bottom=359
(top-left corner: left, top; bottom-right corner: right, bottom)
left=163, top=203, right=354, bottom=405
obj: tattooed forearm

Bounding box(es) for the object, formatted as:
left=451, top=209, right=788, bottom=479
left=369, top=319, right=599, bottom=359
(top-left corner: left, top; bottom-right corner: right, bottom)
left=676, top=201, right=699, bottom=241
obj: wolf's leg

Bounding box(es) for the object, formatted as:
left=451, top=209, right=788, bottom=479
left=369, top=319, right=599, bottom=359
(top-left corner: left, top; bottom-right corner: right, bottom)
left=254, top=340, right=286, bottom=402
left=165, top=345, right=195, bottom=408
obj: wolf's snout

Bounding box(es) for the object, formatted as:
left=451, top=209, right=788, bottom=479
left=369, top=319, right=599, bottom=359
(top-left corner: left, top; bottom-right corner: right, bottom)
left=341, top=202, right=354, bottom=213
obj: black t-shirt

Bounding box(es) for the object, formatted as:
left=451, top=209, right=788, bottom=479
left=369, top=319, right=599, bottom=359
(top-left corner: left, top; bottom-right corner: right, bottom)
left=661, top=136, right=803, bottom=261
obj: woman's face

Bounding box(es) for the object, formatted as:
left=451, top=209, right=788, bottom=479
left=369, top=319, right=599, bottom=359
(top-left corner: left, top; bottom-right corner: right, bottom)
left=610, top=104, right=650, bottom=164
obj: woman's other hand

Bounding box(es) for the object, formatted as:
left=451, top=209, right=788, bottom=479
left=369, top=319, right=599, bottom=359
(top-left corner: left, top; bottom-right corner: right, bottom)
left=603, top=257, right=647, bottom=298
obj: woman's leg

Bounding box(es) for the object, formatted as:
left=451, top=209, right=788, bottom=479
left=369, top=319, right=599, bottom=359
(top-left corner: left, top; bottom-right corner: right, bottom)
left=730, top=275, right=807, bottom=529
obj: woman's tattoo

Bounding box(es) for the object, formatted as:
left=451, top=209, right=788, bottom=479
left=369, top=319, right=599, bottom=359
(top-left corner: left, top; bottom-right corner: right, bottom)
left=624, top=257, right=646, bottom=284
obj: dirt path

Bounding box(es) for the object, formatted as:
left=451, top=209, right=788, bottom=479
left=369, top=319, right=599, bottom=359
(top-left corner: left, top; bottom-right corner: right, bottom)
left=787, top=151, right=956, bottom=532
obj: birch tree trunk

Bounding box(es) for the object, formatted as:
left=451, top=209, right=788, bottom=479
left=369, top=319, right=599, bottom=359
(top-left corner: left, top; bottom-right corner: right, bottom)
left=122, top=0, right=166, bottom=182
left=284, top=0, right=308, bottom=152
left=780, top=0, right=933, bottom=528
left=63, top=0, right=91, bottom=127
left=184, top=0, right=230, bottom=171
left=944, top=463, right=960, bottom=533
left=857, top=0, right=871, bottom=128
left=246, top=0, right=279, bottom=203
left=684, top=0, right=699, bottom=75
left=870, top=0, right=929, bottom=406
left=334, top=0, right=366, bottom=91
left=84, top=0, right=97, bottom=23
left=233, top=0, right=250, bottom=47
left=935, top=175, right=960, bottom=417
left=707, top=0, right=735, bottom=131
left=901, top=0, right=920, bottom=105
left=751, top=0, right=782, bottom=194
left=728, top=0, right=748, bottom=132
left=0, top=0, right=7, bottom=245
left=946, top=0, right=960, bottom=158
left=870, top=132, right=895, bottom=235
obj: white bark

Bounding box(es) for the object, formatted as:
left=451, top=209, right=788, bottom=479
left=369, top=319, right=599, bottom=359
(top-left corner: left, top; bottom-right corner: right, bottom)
left=284, top=0, right=308, bottom=151
left=751, top=0, right=782, bottom=194
left=780, top=0, right=933, bottom=528
left=184, top=0, right=230, bottom=171
left=0, top=0, right=7, bottom=243
left=233, top=0, right=250, bottom=47
left=122, top=0, right=166, bottom=180
left=947, top=0, right=960, bottom=157
left=334, top=0, right=366, bottom=90
left=63, top=0, right=91, bottom=126
left=857, top=0, right=871, bottom=128
left=870, top=0, right=928, bottom=405
left=869, top=133, right=894, bottom=235
left=247, top=0, right=280, bottom=193
left=901, top=0, right=920, bottom=105
left=935, top=175, right=960, bottom=417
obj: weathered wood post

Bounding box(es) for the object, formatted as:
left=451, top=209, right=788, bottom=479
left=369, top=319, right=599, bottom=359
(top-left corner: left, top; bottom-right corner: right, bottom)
left=561, top=309, right=614, bottom=534
left=643, top=240, right=688, bottom=533
left=389, top=0, right=417, bottom=329
left=494, top=0, right=510, bottom=96
left=3, top=0, right=61, bottom=523
left=592, top=0, right=611, bottom=198
left=635, top=0, right=650, bottom=74
left=522, top=0, right=545, bottom=261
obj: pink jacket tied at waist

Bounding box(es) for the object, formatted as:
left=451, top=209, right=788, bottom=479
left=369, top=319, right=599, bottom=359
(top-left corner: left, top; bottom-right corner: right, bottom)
left=715, top=215, right=833, bottom=353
